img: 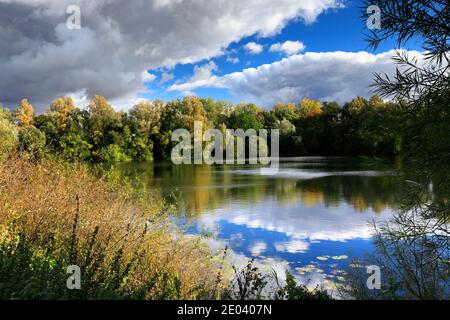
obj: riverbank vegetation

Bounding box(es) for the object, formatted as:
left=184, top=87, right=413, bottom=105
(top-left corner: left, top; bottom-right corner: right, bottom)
left=1, top=93, right=405, bottom=164
left=0, top=155, right=220, bottom=299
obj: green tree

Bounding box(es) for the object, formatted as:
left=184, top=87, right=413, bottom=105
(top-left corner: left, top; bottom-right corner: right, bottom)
left=201, top=98, right=231, bottom=128
left=59, top=132, right=93, bottom=162
left=0, top=109, right=19, bottom=159
left=227, top=103, right=264, bottom=131
left=19, top=126, right=46, bottom=158
left=34, top=113, right=59, bottom=151
left=99, top=144, right=132, bottom=163
left=157, top=99, right=190, bottom=160
left=87, top=95, right=123, bottom=159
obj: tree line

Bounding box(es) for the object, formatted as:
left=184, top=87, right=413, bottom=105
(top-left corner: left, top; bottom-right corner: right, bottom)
left=1, top=94, right=405, bottom=163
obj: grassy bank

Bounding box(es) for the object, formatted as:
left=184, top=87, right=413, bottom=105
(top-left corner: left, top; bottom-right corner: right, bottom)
left=0, top=155, right=219, bottom=299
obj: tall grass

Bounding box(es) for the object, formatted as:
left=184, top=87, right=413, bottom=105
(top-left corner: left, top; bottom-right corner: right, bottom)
left=0, top=155, right=218, bottom=299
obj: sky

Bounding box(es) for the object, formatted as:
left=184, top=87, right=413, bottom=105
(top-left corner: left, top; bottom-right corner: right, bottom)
left=0, top=0, right=423, bottom=112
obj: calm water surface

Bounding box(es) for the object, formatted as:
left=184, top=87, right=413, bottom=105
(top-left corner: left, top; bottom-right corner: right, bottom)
left=116, top=157, right=404, bottom=289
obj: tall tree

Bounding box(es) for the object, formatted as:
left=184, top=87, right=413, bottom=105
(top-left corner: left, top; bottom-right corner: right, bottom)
left=87, top=95, right=121, bottom=147
left=272, top=102, right=299, bottom=122
left=128, top=101, right=162, bottom=137
left=298, top=98, right=322, bottom=118
left=183, top=96, right=206, bottom=132
left=228, top=103, right=264, bottom=131
left=0, top=108, right=19, bottom=159
left=50, top=96, right=75, bottom=130
left=15, top=99, right=34, bottom=127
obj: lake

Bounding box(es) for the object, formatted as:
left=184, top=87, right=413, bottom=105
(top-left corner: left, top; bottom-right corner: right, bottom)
left=114, top=157, right=404, bottom=290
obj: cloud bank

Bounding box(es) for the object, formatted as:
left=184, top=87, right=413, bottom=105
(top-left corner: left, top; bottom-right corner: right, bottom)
left=169, top=50, right=425, bottom=107
left=0, top=0, right=343, bottom=110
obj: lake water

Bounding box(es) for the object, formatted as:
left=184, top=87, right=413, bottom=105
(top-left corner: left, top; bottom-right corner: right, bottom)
left=115, top=157, right=404, bottom=290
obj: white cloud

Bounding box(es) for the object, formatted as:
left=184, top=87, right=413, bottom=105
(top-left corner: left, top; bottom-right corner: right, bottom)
left=0, top=0, right=343, bottom=111
left=249, top=241, right=268, bottom=256
left=141, top=71, right=156, bottom=83
left=270, top=40, right=306, bottom=55
left=227, top=56, right=240, bottom=64
left=244, top=42, right=264, bottom=54
left=274, top=239, right=310, bottom=253
left=169, top=50, right=425, bottom=107
left=190, top=61, right=218, bottom=82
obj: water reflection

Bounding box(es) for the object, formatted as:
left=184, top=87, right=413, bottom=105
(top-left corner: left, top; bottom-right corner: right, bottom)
left=113, top=158, right=404, bottom=289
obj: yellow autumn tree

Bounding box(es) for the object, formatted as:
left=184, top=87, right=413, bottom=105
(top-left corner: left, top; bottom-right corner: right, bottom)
left=345, top=96, right=368, bottom=114
left=369, top=95, right=384, bottom=109
left=88, top=95, right=115, bottom=115
left=273, top=102, right=298, bottom=121
left=183, top=96, right=206, bottom=132
left=50, top=96, right=75, bottom=130
left=15, top=98, right=34, bottom=127
left=129, top=100, right=163, bottom=137
left=299, top=98, right=322, bottom=118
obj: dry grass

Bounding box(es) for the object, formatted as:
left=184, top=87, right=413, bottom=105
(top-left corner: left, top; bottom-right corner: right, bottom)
left=0, top=155, right=219, bottom=299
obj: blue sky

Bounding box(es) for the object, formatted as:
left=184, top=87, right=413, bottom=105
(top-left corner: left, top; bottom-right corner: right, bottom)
left=142, top=1, right=422, bottom=106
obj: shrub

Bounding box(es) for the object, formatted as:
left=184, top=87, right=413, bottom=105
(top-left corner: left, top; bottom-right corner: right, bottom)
left=276, top=272, right=332, bottom=300
left=19, top=126, right=46, bottom=158
left=223, top=259, right=332, bottom=300
left=0, top=116, right=18, bottom=160
left=99, top=144, right=132, bottom=163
